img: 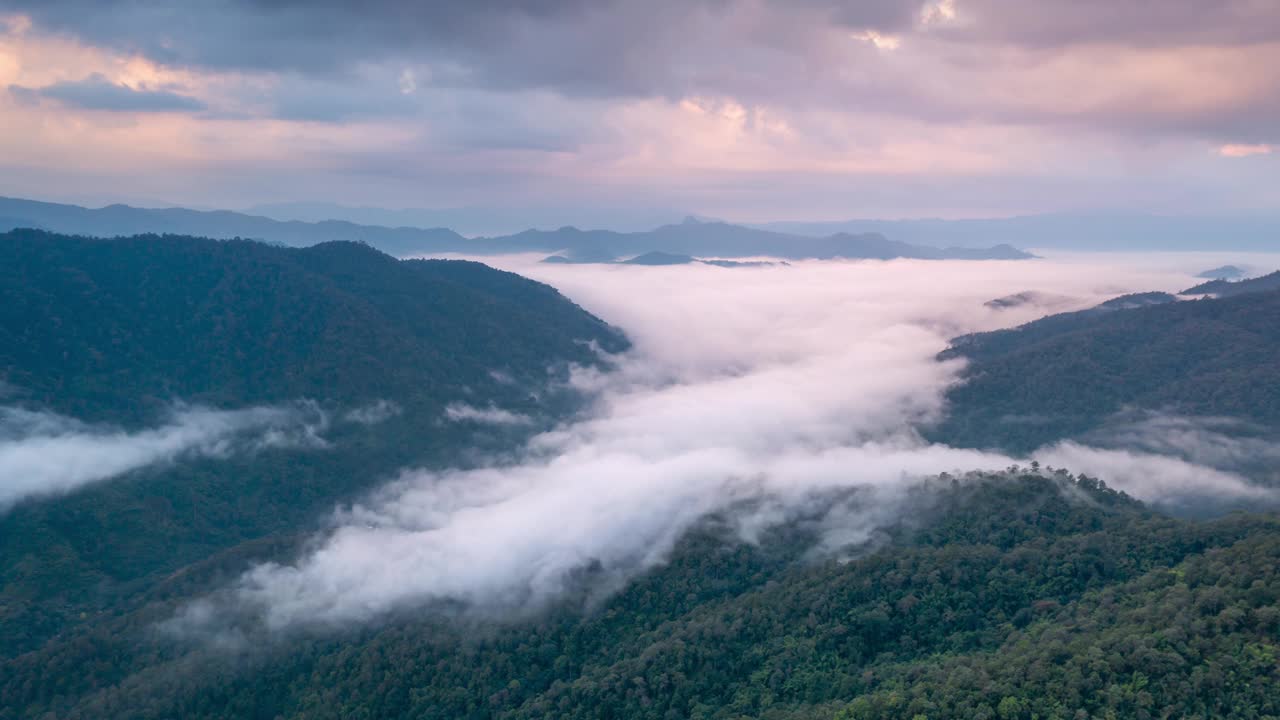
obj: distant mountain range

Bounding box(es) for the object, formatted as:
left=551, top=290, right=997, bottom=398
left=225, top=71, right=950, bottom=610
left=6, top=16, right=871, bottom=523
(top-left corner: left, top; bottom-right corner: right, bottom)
left=0, top=196, right=468, bottom=256
left=546, top=250, right=786, bottom=268
left=0, top=196, right=1032, bottom=261
left=519, top=218, right=1032, bottom=261
left=232, top=203, right=1280, bottom=252
left=759, top=212, right=1280, bottom=251
left=243, top=201, right=690, bottom=237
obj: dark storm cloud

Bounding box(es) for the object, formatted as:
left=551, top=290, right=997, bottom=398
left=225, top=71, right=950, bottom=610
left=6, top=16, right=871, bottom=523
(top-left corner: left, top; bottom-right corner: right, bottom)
left=14, top=1, right=1275, bottom=81
left=3, top=0, right=1277, bottom=212
left=10, top=0, right=1278, bottom=142
left=8, top=0, right=916, bottom=92
left=949, top=0, right=1280, bottom=48
left=8, top=73, right=207, bottom=112
left=262, top=76, right=421, bottom=122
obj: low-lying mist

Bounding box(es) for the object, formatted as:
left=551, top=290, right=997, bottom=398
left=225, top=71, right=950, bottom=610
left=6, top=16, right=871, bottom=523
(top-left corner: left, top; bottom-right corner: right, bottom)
left=183, top=254, right=1280, bottom=632
left=0, top=403, right=330, bottom=510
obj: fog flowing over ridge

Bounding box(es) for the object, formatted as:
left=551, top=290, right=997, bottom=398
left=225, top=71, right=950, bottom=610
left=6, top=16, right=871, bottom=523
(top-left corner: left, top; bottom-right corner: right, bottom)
left=189, top=255, right=1280, bottom=632
left=0, top=403, right=329, bottom=509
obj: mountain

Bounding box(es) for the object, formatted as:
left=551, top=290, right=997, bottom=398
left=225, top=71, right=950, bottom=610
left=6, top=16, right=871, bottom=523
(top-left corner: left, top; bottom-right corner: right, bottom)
left=1197, top=265, right=1247, bottom=280
left=701, top=258, right=785, bottom=268
left=545, top=250, right=787, bottom=267
left=983, top=291, right=1076, bottom=310
left=539, top=239, right=623, bottom=264
left=1094, top=291, right=1178, bottom=310
left=245, top=201, right=689, bottom=237
left=1182, top=270, right=1280, bottom=298
left=516, top=221, right=1032, bottom=261
left=0, top=229, right=625, bottom=423
left=6, top=471, right=1278, bottom=719
left=0, top=196, right=471, bottom=256
left=621, top=250, right=697, bottom=265
left=758, top=212, right=1280, bottom=251
left=623, top=219, right=1032, bottom=260
left=934, top=289, right=1280, bottom=453
left=0, top=196, right=1034, bottom=261
left=0, top=229, right=626, bottom=655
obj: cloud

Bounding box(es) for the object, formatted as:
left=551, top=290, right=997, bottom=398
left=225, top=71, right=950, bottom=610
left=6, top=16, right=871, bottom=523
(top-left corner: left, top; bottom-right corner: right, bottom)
left=169, top=254, right=1277, bottom=633
left=397, top=68, right=416, bottom=95
left=1075, top=412, right=1280, bottom=483
left=16, top=1, right=1275, bottom=83
left=850, top=30, right=902, bottom=50
left=3, top=2, right=1279, bottom=216
left=6, top=1, right=917, bottom=83
left=920, top=0, right=957, bottom=26
left=344, top=400, right=402, bottom=426
left=225, top=443, right=1015, bottom=629
left=443, top=403, right=533, bottom=426
left=8, top=73, right=206, bottom=112
left=9, top=2, right=1277, bottom=144
left=255, top=72, right=421, bottom=122
left=947, top=0, right=1280, bottom=48
left=1033, top=442, right=1275, bottom=507
left=0, top=403, right=327, bottom=509
left=1220, top=143, right=1273, bottom=158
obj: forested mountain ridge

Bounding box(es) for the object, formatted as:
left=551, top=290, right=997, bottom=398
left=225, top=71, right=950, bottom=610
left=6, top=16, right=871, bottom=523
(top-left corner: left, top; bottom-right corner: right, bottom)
left=0, top=228, right=625, bottom=423
left=1182, top=270, right=1280, bottom=298
left=0, top=229, right=626, bottom=656
left=759, top=212, right=1280, bottom=251
left=0, top=196, right=1033, bottom=261
left=5, top=471, right=1277, bottom=719
left=933, top=289, right=1280, bottom=453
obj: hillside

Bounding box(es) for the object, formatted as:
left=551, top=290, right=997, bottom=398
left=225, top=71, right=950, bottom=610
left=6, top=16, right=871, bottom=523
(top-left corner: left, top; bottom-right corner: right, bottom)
left=0, top=229, right=624, bottom=422
left=4, top=471, right=1277, bottom=719
left=0, top=229, right=626, bottom=654
left=1182, top=270, right=1280, bottom=298
left=0, top=196, right=1034, bottom=261
left=933, top=290, right=1280, bottom=452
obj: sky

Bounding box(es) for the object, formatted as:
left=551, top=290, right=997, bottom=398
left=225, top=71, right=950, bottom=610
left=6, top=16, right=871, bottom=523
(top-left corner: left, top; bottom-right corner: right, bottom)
left=1, top=1, right=1278, bottom=221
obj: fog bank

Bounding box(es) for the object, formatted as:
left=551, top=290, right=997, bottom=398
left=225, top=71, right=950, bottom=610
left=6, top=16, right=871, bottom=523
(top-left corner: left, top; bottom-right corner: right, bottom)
left=0, top=403, right=328, bottom=509
left=196, top=255, right=1279, bottom=630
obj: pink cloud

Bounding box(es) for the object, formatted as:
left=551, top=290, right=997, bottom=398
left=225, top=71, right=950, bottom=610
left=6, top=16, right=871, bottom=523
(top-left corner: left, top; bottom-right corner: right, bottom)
left=1219, top=143, right=1274, bottom=158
